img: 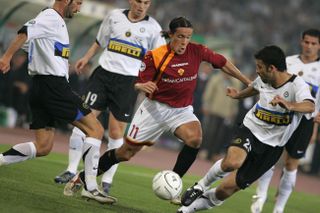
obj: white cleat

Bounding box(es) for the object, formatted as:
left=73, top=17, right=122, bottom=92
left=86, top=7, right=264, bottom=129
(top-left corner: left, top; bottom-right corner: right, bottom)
left=250, top=195, right=266, bottom=213
left=81, top=188, right=117, bottom=204
left=63, top=172, right=83, bottom=196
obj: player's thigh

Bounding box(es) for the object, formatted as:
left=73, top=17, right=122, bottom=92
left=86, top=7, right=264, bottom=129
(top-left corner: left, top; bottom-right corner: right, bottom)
left=107, top=74, right=138, bottom=123
left=126, top=99, right=166, bottom=145
left=285, top=116, right=314, bottom=159
left=236, top=143, right=283, bottom=189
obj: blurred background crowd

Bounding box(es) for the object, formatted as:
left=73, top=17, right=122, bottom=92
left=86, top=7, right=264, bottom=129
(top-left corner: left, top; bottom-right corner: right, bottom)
left=0, top=0, right=319, bottom=176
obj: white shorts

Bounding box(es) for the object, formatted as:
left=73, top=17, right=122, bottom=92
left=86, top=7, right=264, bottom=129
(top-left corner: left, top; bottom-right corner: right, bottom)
left=126, top=98, right=199, bottom=145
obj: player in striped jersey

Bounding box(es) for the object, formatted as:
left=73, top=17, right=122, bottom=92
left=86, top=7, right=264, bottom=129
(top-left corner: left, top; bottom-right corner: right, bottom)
left=61, top=0, right=166, bottom=202
left=178, top=45, right=315, bottom=213
left=64, top=16, right=251, bottom=204
left=251, top=29, right=320, bottom=213
left=0, top=0, right=113, bottom=203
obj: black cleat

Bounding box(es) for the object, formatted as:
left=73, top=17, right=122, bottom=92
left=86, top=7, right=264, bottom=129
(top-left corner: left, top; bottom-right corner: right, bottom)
left=181, top=183, right=204, bottom=206
left=54, top=171, right=75, bottom=184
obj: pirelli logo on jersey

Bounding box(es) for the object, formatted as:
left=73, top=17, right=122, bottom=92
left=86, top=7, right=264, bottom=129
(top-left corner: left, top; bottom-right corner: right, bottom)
left=54, top=42, right=70, bottom=59
left=254, top=104, right=293, bottom=126
left=107, top=38, right=145, bottom=60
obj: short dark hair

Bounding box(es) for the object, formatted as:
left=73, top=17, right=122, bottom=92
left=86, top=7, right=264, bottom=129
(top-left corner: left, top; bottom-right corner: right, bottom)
left=161, top=17, right=193, bottom=39
left=254, top=45, right=287, bottom=72
left=302, top=28, right=320, bottom=43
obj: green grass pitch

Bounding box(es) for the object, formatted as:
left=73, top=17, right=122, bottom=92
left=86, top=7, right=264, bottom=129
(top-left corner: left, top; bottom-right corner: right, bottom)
left=0, top=145, right=318, bottom=213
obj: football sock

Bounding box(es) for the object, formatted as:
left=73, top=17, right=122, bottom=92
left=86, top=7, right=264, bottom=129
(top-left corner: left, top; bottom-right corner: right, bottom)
left=256, top=166, right=274, bottom=201
left=101, top=137, right=123, bottom=187
left=67, top=127, right=85, bottom=174
left=0, top=142, right=36, bottom=165
left=173, top=144, right=199, bottom=177
left=274, top=168, right=297, bottom=212
left=82, top=137, right=101, bottom=191
left=198, top=159, right=229, bottom=190
left=97, top=149, right=120, bottom=176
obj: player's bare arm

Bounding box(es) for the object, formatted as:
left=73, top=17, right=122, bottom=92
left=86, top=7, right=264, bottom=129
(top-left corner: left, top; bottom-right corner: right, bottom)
left=221, top=60, right=252, bottom=86
left=226, top=85, right=258, bottom=99
left=0, top=33, right=27, bottom=73
left=135, top=81, right=158, bottom=94
left=75, top=42, right=101, bottom=73
left=270, top=95, right=315, bottom=113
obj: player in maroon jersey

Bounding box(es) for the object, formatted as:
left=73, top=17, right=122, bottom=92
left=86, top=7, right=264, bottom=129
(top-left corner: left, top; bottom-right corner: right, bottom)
left=65, top=17, right=251, bottom=203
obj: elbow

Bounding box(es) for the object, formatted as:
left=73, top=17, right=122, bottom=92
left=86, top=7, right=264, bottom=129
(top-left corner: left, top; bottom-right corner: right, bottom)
left=307, top=102, right=315, bottom=113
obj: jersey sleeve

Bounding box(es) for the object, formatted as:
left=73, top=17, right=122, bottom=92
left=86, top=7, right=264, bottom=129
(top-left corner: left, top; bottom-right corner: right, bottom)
left=96, top=13, right=112, bottom=48
left=251, top=77, right=262, bottom=91
left=149, top=21, right=166, bottom=50
left=25, top=16, right=59, bottom=40
left=137, top=51, right=157, bottom=83
left=200, top=45, right=227, bottom=68
left=294, top=77, right=315, bottom=103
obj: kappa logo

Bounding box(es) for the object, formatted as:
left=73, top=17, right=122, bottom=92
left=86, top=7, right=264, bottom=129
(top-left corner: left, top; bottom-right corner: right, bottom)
left=124, top=113, right=130, bottom=117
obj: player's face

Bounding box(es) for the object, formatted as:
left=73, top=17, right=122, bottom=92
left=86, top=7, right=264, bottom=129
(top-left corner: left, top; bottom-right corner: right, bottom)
left=301, top=35, right=320, bottom=59
left=64, top=0, right=82, bottom=18
left=129, top=0, right=151, bottom=19
left=169, top=27, right=193, bottom=55
left=255, top=59, right=272, bottom=83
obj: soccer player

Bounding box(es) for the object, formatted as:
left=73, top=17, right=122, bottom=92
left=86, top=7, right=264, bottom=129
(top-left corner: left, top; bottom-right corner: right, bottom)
left=0, top=0, right=112, bottom=203
left=251, top=29, right=320, bottom=213
left=55, top=0, right=166, bottom=201
left=178, top=45, right=315, bottom=213
left=64, top=16, right=251, bottom=203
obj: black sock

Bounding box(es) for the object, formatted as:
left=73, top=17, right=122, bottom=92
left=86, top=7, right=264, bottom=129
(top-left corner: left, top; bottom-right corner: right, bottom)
left=173, top=144, right=199, bottom=177
left=97, top=149, right=119, bottom=176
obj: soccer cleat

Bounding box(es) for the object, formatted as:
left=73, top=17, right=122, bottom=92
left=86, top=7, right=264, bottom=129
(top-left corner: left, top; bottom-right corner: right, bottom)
left=250, top=195, right=266, bottom=213
left=170, top=195, right=182, bottom=206
left=54, top=171, right=75, bottom=184
left=178, top=195, right=214, bottom=213
left=63, top=172, right=84, bottom=196
left=81, top=188, right=117, bottom=204
left=181, top=183, right=204, bottom=206
left=102, top=182, right=112, bottom=194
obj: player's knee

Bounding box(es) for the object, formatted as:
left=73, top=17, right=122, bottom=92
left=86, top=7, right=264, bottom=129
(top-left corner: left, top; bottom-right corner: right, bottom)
left=185, top=135, right=202, bottom=148
left=88, top=122, right=104, bottom=139
left=221, top=159, right=240, bottom=172
left=216, top=184, right=239, bottom=200
left=284, top=158, right=299, bottom=171
left=35, top=144, right=51, bottom=156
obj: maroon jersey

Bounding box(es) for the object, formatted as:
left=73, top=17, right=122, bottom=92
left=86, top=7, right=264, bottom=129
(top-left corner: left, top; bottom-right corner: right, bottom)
left=138, top=42, right=227, bottom=108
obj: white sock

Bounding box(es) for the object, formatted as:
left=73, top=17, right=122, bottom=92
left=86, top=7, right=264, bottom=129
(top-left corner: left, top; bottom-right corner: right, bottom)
left=274, top=168, right=297, bottom=212
left=82, top=137, right=101, bottom=191
left=256, top=166, right=274, bottom=200
left=198, top=159, right=229, bottom=190
left=0, top=142, right=36, bottom=165
left=66, top=127, right=85, bottom=174
left=101, top=137, right=123, bottom=185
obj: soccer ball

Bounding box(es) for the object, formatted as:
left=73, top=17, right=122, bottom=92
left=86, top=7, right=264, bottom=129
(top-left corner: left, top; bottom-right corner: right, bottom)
left=152, top=170, right=182, bottom=200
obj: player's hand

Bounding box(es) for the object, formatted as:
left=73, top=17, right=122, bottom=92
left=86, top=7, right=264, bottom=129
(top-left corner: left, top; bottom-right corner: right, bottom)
left=314, top=112, right=320, bottom=124
left=135, top=81, right=158, bottom=94
left=226, top=87, right=239, bottom=98
left=270, top=95, right=291, bottom=110
left=75, top=57, right=88, bottom=74
left=0, top=56, right=11, bottom=74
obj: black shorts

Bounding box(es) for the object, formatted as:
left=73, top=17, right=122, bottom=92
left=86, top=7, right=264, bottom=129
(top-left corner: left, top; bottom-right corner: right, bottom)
left=285, top=116, right=314, bottom=159
left=82, top=66, right=138, bottom=122
left=29, top=75, right=91, bottom=129
left=230, top=125, right=283, bottom=189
